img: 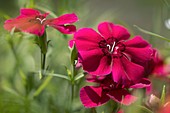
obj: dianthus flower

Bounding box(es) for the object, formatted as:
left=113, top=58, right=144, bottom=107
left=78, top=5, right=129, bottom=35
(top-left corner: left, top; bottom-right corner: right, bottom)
left=4, top=8, right=78, bottom=36
left=74, top=22, right=153, bottom=84
left=80, top=74, right=150, bottom=108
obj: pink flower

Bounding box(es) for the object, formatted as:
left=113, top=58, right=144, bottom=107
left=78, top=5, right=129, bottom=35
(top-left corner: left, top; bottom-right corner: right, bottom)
left=146, top=49, right=170, bottom=77
left=74, top=22, right=153, bottom=84
left=80, top=74, right=150, bottom=108
left=151, top=50, right=170, bottom=77
left=4, top=8, right=78, bottom=36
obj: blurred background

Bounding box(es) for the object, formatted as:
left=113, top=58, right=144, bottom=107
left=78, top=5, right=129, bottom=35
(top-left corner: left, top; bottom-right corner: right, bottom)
left=0, top=0, right=170, bottom=113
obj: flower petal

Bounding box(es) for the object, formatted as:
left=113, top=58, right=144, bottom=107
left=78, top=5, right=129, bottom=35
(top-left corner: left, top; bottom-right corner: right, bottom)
left=68, top=39, right=75, bottom=48
left=130, top=78, right=151, bottom=88
left=98, top=22, right=130, bottom=40
left=79, top=49, right=112, bottom=75
left=124, top=36, right=150, bottom=48
left=74, top=28, right=103, bottom=51
left=107, top=89, right=137, bottom=105
left=112, top=57, right=144, bottom=84
left=52, top=25, right=76, bottom=34
left=124, top=36, right=153, bottom=65
left=45, top=13, right=78, bottom=25
left=20, top=8, right=40, bottom=16
left=4, top=16, right=45, bottom=36
left=80, top=86, right=110, bottom=108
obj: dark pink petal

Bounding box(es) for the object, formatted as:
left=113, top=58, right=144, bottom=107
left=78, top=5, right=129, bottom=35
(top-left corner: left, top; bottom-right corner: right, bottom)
left=4, top=16, right=45, bottom=36
left=112, top=57, right=144, bottom=84
left=45, top=13, right=78, bottom=25
left=20, top=8, right=40, bottom=16
left=124, top=36, right=150, bottom=48
left=107, top=89, right=137, bottom=105
left=68, top=39, right=75, bottom=48
left=80, top=49, right=112, bottom=75
left=98, top=22, right=114, bottom=39
left=130, top=78, right=151, bottom=88
left=74, top=28, right=103, bottom=51
left=52, top=25, right=76, bottom=34
left=146, top=85, right=152, bottom=95
left=98, top=22, right=130, bottom=40
left=124, top=36, right=153, bottom=64
left=80, top=86, right=110, bottom=108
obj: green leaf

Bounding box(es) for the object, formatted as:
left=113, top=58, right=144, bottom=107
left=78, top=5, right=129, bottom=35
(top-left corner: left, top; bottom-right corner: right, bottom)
left=64, top=66, right=72, bottom=79
left=137, top=105, right=153, bottom=113
left=134, top=25, right=170, bottom=42
left=45, top=72, right=70, bottom=80
left=33, top=74, right=53, bottom=97
left=75, top=73, right=84, bottom=81
left=160, top=85, right=166, bottom=105
left=71, top=45, right=78, bottom=65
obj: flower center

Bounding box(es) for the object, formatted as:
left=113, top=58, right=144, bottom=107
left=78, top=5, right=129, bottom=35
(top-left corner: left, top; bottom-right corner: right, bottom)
left=98, top=37, right=125, bottom=57
left=35, top=15, right=46, bottom=24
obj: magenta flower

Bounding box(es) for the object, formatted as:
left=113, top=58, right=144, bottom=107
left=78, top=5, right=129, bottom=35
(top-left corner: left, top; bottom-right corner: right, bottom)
left=4, top=8, right=78, bottom=36
left=80, top=74, right=150, bottom=108
left=145, top=49, right=170, bottom=77
left=151, top=51, right=170, bottom=77
left=74, top=22, right=153, bottom=84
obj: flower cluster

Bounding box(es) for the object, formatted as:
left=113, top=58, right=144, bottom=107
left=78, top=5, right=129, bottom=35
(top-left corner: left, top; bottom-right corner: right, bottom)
left=4, top=8, right=162, bottom=110
left=73, top=22, right=154, bottom=107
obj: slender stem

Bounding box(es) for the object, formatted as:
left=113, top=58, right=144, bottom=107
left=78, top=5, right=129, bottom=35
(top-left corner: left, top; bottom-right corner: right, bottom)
left=41, top=53, right=46, bottom=79
left=71, top=83, right=74, bottom=102
left=71, top=63, right=76, bottom=102
left=92, top=108, right=97, bottom=113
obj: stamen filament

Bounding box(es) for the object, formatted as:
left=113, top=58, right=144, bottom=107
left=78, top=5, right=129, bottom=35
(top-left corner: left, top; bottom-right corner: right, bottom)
left=36, top=18, right=46, bottom=24
left=106, top=41, right=116, bottom=53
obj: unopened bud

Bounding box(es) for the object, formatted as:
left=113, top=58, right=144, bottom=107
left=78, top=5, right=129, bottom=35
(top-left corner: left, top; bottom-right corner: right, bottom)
left=148, top=94, right=160, bottom=109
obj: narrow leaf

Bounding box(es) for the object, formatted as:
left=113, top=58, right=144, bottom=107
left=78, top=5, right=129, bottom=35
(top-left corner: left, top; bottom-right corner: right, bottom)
left=33, top=75, right=53, bottom=97
left=64, top=66, right=72, bottom=79
left=75, top=73, right=84, bottom=81
left=45, top=72, right=70, bottom=80
left=137, top=105, right=153, bottom=113
left=71, top=45, right=78, bottom=65
left=160, top=85, right=166, bottom=105
left=134, top=25, right=170, bottom=42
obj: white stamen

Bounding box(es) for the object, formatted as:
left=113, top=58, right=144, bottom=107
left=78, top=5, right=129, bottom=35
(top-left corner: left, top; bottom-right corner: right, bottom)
left=36, top=18, right=46, bottom=24
left=106, top=45, right=111, bottom=51
left=107, top=41, right=116, bottom=53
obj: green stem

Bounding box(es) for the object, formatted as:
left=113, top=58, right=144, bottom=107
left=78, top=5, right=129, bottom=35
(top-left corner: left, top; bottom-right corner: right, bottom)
left=71, top=63, right=76, bottom=102
left=41, top=53, right=46, bottom=79
left=71, top=83, right=74, bottom=102
left=92, top=108, right=97, bottom=113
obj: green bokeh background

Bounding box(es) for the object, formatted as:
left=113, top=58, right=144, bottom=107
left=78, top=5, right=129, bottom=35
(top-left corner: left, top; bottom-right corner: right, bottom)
left=0, top=0, right=170, bottom=113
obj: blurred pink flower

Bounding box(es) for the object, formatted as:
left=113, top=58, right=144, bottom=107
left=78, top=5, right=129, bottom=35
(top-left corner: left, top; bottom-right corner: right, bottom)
left=117, top=109, right=124, bottom=113
left=159, top=102, right=170, bottom=113
left=152, top=51, right=170, bottom=77
left=4, top=8, right=78, bottom=36
left=80, top=74, right=150, bottom=108
left=147, top=49, right=170, bottom=77
left=74, top=22, right=153, bottom=84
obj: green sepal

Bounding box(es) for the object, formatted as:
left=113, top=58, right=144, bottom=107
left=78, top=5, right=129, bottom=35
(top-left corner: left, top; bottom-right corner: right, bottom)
left=38, top=31, right=48, bottom=54
left=71, top=45, right=78, bottom=65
